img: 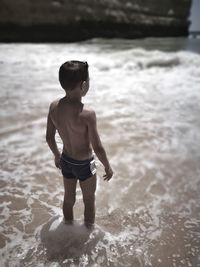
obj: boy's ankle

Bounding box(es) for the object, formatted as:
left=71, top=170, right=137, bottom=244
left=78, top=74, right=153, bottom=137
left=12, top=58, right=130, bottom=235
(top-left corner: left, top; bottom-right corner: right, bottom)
left=63, top=218, right=74, bottom=225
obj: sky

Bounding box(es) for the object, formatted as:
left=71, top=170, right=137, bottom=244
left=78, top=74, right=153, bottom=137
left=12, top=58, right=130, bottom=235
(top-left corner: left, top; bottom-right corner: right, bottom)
left=190, top=0, right=200, bottom=31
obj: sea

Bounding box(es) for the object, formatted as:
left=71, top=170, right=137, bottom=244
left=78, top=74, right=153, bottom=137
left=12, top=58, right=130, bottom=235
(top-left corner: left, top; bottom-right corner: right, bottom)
left=0, top=37, right=200, bottom=267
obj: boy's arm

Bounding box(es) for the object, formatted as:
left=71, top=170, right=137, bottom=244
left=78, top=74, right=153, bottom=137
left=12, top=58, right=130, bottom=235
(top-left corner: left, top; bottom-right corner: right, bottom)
left=86, top=110, right=113, bottom=181
left=46, top=105, right=61, bottom=168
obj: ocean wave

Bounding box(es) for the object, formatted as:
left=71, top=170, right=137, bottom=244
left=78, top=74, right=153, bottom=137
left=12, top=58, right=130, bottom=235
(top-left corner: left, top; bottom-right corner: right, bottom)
left=0, top=40, right=200, bottom=266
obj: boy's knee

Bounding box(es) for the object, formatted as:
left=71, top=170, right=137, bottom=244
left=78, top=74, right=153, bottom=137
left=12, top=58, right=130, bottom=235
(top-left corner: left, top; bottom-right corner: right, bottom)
left=83, top=194, right=95, bottom=204
left=64, top=194, right=76, bottom=207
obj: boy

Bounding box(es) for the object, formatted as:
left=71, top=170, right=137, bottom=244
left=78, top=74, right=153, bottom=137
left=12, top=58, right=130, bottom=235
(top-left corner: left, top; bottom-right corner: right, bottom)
left=46, top=60, right=113, bottom=227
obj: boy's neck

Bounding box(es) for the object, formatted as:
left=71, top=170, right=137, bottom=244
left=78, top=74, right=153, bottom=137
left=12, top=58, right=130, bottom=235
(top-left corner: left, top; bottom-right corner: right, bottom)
left=64, top=95, right=82, bottom=103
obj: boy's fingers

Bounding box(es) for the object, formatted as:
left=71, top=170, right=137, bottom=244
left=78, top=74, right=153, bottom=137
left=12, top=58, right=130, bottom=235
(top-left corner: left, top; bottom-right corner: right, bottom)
left=103, top=175, right=112, bottom=181
left=55, top=162, right=61, bottom=169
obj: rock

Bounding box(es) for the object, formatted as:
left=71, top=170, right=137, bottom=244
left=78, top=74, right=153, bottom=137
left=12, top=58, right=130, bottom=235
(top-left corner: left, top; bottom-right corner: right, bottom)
left=0, top=0, right=192, bottom=42
left=39, top=216, right=105, bottom=260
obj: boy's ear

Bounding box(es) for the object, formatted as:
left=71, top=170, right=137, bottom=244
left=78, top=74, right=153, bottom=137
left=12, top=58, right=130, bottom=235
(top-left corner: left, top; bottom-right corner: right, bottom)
left=81, top=81, right=87, bottom=91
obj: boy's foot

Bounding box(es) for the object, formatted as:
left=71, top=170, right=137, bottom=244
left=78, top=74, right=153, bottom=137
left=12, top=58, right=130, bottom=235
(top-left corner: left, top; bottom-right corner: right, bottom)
left=84, top=221, right=95, bottom=230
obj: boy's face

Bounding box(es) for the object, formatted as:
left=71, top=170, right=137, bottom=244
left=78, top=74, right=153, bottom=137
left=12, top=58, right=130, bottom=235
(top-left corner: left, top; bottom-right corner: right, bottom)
left=86, top=75, right=90, bottom=91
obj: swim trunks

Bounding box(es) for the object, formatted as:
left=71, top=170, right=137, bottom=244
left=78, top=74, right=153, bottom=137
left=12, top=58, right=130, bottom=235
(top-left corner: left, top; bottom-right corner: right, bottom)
left=60, top=152, right=96, bottom=181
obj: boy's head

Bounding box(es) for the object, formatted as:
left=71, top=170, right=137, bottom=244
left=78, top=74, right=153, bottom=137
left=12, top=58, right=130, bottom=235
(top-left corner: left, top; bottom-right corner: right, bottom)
left=59, top=60, right=89, bottom=91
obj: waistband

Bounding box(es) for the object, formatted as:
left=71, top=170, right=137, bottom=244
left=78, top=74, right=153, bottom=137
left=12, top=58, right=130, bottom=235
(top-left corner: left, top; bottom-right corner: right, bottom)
left=61, top=152, right=94, bottom=166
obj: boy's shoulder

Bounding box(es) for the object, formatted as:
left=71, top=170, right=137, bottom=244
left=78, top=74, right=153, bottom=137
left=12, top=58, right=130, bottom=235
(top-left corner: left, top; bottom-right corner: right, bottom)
left=82, top=105, right=96, bottom=123
left=49, top=99, right=60, bottom=112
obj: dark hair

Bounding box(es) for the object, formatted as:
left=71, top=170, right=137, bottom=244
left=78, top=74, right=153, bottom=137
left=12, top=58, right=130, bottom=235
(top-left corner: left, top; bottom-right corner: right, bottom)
left=59, top=60, right=89, bottom=91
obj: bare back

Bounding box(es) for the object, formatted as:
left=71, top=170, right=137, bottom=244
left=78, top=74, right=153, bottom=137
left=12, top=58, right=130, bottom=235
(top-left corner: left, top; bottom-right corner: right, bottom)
left=49, top=98, right=93, bottom=160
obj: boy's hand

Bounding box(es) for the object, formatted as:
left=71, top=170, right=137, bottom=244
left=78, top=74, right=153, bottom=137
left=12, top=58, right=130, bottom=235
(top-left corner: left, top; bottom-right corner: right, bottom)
left=103, top=166, right=113, bottom=181
left=54, top=154, right=61, bottom=169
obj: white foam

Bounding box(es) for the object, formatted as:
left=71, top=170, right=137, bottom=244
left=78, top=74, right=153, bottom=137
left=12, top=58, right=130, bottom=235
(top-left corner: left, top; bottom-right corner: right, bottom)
left=0, top=40, right=200, bottom=266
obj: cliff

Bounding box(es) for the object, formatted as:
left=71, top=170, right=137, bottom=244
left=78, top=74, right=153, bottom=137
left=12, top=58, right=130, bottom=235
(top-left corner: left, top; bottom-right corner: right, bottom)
left=0, top=0, right=192, bottom=42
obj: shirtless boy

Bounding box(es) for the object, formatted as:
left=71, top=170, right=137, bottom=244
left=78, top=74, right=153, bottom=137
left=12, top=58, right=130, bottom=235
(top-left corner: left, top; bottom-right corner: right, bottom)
left=46, top=60, right=113, bottom=227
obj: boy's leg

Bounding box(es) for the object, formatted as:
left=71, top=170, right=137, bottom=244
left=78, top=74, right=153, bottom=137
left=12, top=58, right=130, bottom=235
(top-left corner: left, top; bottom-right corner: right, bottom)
left=79, top=174, right=97, bottom=225
left=63, top=177, right=77, bottom=223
